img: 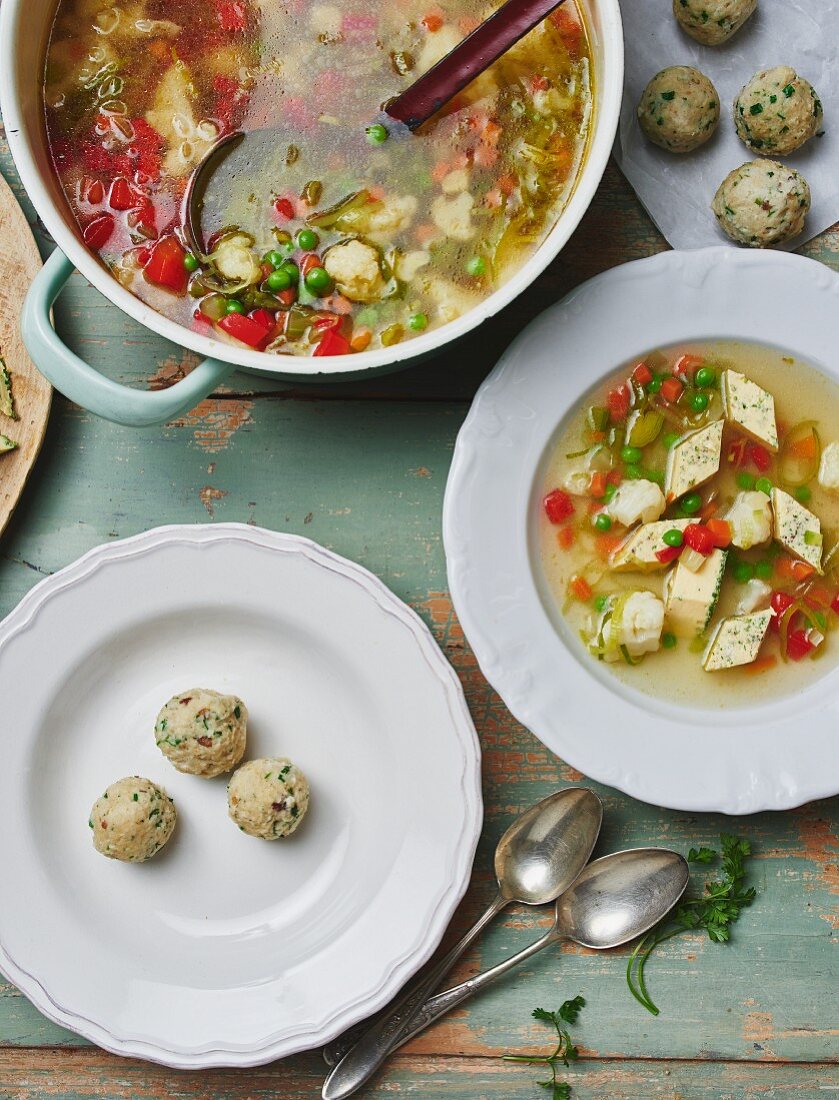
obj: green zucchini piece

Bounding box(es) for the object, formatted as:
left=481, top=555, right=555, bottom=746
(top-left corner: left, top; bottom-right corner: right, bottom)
left=0, top=434, right=18, bottom=453
left=0, top=357, right=17, bottom=421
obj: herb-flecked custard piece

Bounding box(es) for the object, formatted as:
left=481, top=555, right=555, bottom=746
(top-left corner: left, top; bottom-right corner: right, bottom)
left=155, top=688, right=248, bottom=778
left=89, top=776, right=177, bottom=862
left=734, top=66, right=823, bottom=155
left=672, top=0, right=757, bottom=46
left=637, top=66, right=720, bottom=154
left=711, top=159, right=810, bottom=248
left=227, top=757, right=310, bottom=840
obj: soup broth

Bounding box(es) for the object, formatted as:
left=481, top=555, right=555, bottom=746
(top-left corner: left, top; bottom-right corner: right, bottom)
left=539, top=343, right=839, bottom=708
left=43, top=0, right=593, bottom=356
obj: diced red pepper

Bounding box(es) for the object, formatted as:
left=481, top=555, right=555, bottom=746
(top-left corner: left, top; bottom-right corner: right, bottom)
left=82, top=213, right=115, bottom=250
left=655, top=544, right=683, bottom=565
left=277, top=287, right=297, bottom=307
left=217, top=311, right=272, bottom=349
left=769, top=591, right=796, bottom=632
left=248, top=308, right=276, bottom=331
left=313, top=328, right=352, bottom=356
left=672, top=354, right=703, bottom=378
left=660, top=377, right=684, bottom=404
left=727, top=437, right=749, bottom=468
left=543, top=488, right=575, bottom=525
left=607, top=383, right=631, bottom=422
left=632, top=362, right=653, bottom=386
left=548, top=6, right=582, bottom=56
left=606, top=468, right=623, bottom=486
left=217, top=0, right=247, bottom=30
left=786, top=629, right=815, bottom=662
left=79, top=176, right=105, bottom=205
left=143, top=235, right=188, bottom=294
left=108, top=177, right=136, bottom=211
left=831, top=592, right=839, bottom=615
left=274, top=197, right=295, bottom=219
left=683, top=523, right=715, bottom=556
left=747, top=443, right=772, bottom=472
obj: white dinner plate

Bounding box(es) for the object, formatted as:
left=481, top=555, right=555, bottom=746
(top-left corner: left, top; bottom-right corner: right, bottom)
left=443, top=246, right=839, bottom=815
left=0, top=524, right=481, bottom=1067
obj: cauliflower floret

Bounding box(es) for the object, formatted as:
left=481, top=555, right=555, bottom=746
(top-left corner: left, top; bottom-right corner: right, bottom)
left=726, top=490, right=772, bottom=550
left=431, top=191, right=475, bottom=241
left=818, top=441, right=839, bottom=490
left=323, top=239, right=384, bottom=302
left=212, top=233, right=262, bottom=286
left=441, top=168, right=470, bottom=194
left=417, top=275, right=480, bottom=324
left=600, top=591, right=665, bottom=663
left=394, top=250, right=430, bottom=282
left=735, top=578, right=772, bottom=615
left=417, top=24, right=461, bottom=72
left=362, top=195, right=418, bottom=241
left=607, top=480, right=666, bottom=527
left=145, top=63, right=219, bottom=177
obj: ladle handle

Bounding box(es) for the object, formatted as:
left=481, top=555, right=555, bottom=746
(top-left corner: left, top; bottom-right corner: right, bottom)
left=321, top=893, right=509, bottom=1099
left=386, top=0, right=567, bottom=130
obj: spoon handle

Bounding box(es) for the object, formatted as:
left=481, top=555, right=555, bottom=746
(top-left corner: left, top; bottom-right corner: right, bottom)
left=321, top=892, right=508, bottom=1095
left=386, top=0, right=567, bottom=130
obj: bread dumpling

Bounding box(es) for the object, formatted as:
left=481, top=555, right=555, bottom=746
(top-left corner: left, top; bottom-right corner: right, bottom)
left=637, top=66, right=720, bottom=153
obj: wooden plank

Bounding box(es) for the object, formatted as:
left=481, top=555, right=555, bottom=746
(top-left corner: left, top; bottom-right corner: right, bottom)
left=0, top=1048, right=836, bottom=1098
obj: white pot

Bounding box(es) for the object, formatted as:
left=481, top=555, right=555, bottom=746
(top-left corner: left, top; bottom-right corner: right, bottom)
left=0, top=0, right=623, bottom=425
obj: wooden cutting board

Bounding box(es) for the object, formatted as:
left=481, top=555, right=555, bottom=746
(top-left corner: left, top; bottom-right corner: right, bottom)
left=0, top=172, right=52, bottom=537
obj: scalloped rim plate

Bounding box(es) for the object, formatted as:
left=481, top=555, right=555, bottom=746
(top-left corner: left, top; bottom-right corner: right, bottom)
left=443, top=247, right=839, bottom=814
left=0, top=524, right=481, bottom=1066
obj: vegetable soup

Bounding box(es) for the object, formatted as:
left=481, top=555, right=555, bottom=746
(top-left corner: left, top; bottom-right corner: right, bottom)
left=539, top=342, right=839, bottom=707
left=42, top=0, right=593, bottom=356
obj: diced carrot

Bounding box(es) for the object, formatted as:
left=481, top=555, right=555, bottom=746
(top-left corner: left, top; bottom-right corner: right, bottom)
left=482, top=119, right=502, bottom=146
left=557, top=526, right=575, bottom=550
left=589, top=472, right=607, bottom=498
left=587, top=499, right=602, bottom=515
left=474, top=145, right=498, bottom=168
left=606, top=468, right=623, bottom=486
left=804, top=585, right=833, bottom=609
left=632, top=362, right=653, bottom=386
left=590, top=430, right=606, bottom=443
left=484, top=188, right=503, bottom=209
left=660, top=377, right=684, bottom=403
left=422, top=10, right=444, bottom=32
left=367, top=184, right=385, bottom=202
left=570, top=576, right=593, bottom=602
left=786, top=433, right=818, bottom=461
left=706, top=518, right=732, bottom=548
left=458, top=15, right=480, bottom=33
left=350, top=327, right=372, bottom=352
left=594, top=534, right=624, bottom=560
left=548, top=6, right=582, bottom=56
left=414, top=223, right=438, bottom=244
left=530, top=74, right=550, bottom=92
left=431, top=161, right=450, bottom=183
left=776, top=556, right=816, bottom=583
left=699, top=501, right=719, bottom=523
left=672, top=353, right=703, bottom=377
left=746, top=655, right=778, bottom=676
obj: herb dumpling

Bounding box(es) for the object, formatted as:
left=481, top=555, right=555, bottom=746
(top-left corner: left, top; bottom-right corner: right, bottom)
left=711, top=159, right=810, bottom=248
left=227, top=757, right=310, bottom=839
left=673, top=0, right=757, bottom=45
left=734, top=67, right=823, bottom=156
left=155, top=688, right=248, bottom=778
left=593, top=591, right=665, bottom=663
left=606, top=479, right=666, bottom=527
left=89, top=777, right=176, bottom=862
left=637, top=66, right=720, bottom=154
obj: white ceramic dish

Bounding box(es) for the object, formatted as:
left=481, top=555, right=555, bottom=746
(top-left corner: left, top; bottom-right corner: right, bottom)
left=0, top=524, right=482, bottom=1067
left=0, top=0, right=623, bottom=425
left=443, top=246, right=839, bottom=815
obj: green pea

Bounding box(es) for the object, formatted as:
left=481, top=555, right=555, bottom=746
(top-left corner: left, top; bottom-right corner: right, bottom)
left=594, top=513, right=612, bottom=532
left=593, top=594, right=610, bottom=613
left=755, top=477, right=773, bottom=496
left=795, top=485, right=812, bottom=503
left=754, top=560, right=773, bottom=581
left=736, top=471, right=756, bottom=491
left=733, top=560, right=755, bottom=584
left=646, top=377, right=662, bottom=394
left=466, top=256, right=486, bottom=277
left=263, top=250, right=285, bottom=269
left=225, top=299, right=246, bottom=314
left=296, top=228, right=319, bottom=251
left=689, top=392, right=710, bottom=412
left=621, top=445, right=642, bottom=464
left=304, top=266, right=332, bottom=293
left=644, top=468, right=665, bottom=486
left=695, top=366, right=716, bottom=388
left=266, top=268, right=293, bottom=291
left=662, top=529, right=684, bottom=548
left=624, top=464, right=643, bottom=480
left=663, top=432, right=681, bottom=449
left=183, top=253, right=199, bottom=272
left=603, top=482, right=618, bottom=503
left=662, top=632, right=678, bottom=649
left=281, top=261, right=299, bottom=281
left=365, top=123, right=388, bottom=145
left=408, top=312, right=428, bottom=332
left=680, top=492, right=702, bottom=515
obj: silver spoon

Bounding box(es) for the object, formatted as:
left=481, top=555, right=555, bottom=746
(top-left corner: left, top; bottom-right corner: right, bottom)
left=321, top=787, right=602, bottom=1069
left=182, top=0, right=570, bottom=253
left=322, top=847, right=689, bottom=1100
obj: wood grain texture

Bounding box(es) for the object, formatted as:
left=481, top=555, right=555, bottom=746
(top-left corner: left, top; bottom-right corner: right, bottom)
left=0, top=172, right=52, bottom=538
left=0, top=119, right=837, bottom=1100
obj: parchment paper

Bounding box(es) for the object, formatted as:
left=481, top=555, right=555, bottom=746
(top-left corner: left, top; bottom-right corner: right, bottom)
left=614, top=0, right=838, bottom=250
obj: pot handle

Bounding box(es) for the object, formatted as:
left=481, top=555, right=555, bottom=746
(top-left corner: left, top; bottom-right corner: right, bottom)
left=21, top=249, right=235, bottom=427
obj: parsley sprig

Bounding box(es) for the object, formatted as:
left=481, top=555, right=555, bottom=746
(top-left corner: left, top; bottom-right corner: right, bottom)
left=626, top=832, right=756, bottom=1015
left=502, top=996, right=585, bottom=1099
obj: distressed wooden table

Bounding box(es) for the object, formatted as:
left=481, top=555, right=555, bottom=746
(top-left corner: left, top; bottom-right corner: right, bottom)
left=0, top=118, right=837, bottom=1098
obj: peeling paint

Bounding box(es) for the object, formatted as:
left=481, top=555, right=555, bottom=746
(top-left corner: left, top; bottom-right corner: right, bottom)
left=199, top=485, right=228, bottom=518
left=171, top=398, right=253, bottom=453
left=148, top=350, right=200, bottom=391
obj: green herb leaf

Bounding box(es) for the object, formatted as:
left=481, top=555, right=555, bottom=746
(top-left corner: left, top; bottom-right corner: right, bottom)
left=505, top=998, right=586, bottom=1097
